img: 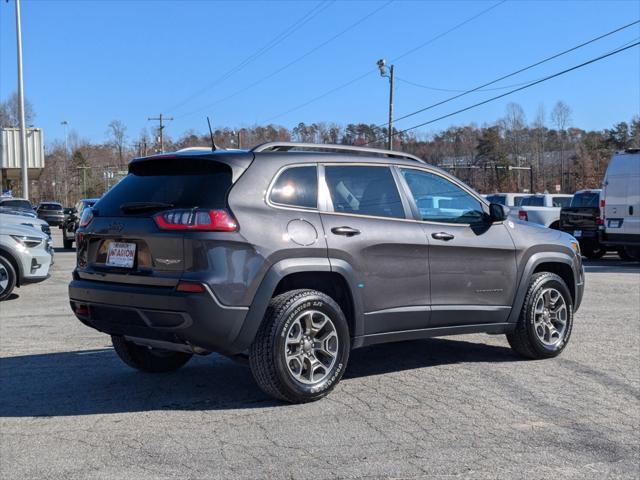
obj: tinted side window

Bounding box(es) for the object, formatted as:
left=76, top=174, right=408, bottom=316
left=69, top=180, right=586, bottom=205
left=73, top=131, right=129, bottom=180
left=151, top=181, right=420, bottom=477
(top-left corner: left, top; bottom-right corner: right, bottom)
left=400, top=168, right=484, bottom=224
left=521, top=196, right=544, bottom=206
left=514, top=196, right=527, bottom=206
left=325, top=166, right=404, bottom=218
left=270, top=166, right=318, bottom=209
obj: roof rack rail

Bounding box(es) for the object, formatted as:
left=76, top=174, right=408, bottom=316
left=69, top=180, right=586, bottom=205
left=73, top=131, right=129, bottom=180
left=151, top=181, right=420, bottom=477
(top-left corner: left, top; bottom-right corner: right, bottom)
left=251, top=142, right=425, bottom=164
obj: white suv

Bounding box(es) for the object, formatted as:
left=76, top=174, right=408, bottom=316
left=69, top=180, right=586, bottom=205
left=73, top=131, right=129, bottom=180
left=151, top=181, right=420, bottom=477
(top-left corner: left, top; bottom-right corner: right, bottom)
left=0, top=224, right=53, bottom=300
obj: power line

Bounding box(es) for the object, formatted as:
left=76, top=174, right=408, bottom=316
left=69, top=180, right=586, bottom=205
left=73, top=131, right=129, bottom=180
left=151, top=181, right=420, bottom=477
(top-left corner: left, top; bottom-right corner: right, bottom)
left=396, top=75, right=537, bottom=93
left=384, top=19, right=640, bottom=128
left=364, top=41, right=640, bottom=145
left=261, top=0, right=507, bottom=123
left=175, top=0, right=393, bottom=120
left=165, top=1, right=334, bottom=114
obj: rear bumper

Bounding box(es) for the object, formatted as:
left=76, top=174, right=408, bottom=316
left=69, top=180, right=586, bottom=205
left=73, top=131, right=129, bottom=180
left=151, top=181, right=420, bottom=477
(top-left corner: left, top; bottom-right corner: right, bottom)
left=69, top=278, right=250, bottom=354
left=600, top=232, right=640, bottom=247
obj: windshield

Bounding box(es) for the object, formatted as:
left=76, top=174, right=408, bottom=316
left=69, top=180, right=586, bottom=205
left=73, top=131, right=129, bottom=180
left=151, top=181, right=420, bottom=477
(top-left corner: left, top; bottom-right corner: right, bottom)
left=570, top=192, right=599, bottom=207
left=0, top=199, right=33, bottom=210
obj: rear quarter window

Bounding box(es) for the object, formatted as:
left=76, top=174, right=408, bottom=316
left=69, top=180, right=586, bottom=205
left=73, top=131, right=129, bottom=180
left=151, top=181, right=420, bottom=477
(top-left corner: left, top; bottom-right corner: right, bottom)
left=269, top=166, right=318, bottom=209
left=96, top=159, right=233, bottom=216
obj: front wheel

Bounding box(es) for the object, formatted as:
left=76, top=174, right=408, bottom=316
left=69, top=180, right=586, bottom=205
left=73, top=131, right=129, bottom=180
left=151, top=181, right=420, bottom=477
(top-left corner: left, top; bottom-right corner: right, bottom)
left=249, top=289, right=350, bottom=403
left=0, top=255, right=17, bottom=301
left=507, top=272, right=573, bottom=359
left=111, top=335, right=192, bottom=373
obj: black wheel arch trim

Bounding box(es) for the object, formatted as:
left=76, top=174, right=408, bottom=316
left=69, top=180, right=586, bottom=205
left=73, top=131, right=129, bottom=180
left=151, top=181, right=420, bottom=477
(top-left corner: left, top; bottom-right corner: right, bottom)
left=227, top=257, right=364, bottom=353
left=508, top=252, right=581, bottom=324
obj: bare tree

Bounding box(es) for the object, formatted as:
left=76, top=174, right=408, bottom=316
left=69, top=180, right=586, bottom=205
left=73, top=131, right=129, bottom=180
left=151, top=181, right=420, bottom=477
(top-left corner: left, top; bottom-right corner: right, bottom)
left=0, top=92, right=35, bottom=127
left=502, top=103, right=527, bottom=189
left=107, top=120, right=127, bottom=166
left=551, top=101, right=572, bottom=191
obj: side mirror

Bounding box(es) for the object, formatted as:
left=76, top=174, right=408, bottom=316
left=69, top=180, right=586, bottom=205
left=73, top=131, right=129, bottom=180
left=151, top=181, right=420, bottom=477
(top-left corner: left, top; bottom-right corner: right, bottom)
left=489, top=203, right=508, bottom=222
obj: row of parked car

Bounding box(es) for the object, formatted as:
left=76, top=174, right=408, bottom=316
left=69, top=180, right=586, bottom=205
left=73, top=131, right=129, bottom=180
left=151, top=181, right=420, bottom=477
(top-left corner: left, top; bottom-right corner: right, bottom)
left=485, top=149, right=640, bottom=260
left=0, top=195, right=98, bottom=300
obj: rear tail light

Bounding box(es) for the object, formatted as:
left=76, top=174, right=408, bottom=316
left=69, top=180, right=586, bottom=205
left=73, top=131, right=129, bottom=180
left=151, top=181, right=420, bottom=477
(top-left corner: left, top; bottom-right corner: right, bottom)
left=176, top=281, right=206, bottom=293
left=153, top=209, right=237, bottom=232
left=600, top=199, right=605, bottom=208
left=518, top=210, right=528, bottom=221
left=79, top=208, right=94, bottom=228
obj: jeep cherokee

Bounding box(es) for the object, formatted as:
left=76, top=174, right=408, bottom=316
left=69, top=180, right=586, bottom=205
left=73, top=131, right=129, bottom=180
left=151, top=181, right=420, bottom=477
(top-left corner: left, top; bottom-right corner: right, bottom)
left=69, top=142, right=585, bottom=403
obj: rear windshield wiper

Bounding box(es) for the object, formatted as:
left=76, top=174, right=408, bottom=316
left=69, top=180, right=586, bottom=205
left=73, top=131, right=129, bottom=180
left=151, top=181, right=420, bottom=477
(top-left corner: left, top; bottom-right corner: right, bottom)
left=120, top=201, right=174, bottom=213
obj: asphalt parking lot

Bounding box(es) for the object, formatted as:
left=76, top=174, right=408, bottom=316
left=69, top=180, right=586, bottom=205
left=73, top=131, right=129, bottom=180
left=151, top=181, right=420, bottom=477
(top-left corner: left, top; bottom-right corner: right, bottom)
left=1, top=230, right=639, bottom=479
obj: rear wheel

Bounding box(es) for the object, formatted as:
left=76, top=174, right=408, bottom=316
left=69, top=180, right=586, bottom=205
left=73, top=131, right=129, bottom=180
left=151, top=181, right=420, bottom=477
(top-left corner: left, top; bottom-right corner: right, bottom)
left=507, top=272, right=573, bottom=359
left=111, top=335, right=192, bottom=372
left=621, top=246, right=640, bottom=261
left=249, top=289, right=350, bottom=403
left=0, top=256, right=17, bottom=301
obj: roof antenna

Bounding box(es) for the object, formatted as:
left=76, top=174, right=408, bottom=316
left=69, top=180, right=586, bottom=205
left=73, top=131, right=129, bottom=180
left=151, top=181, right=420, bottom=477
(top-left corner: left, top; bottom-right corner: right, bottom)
left=206, top=116, right=217, bottom=151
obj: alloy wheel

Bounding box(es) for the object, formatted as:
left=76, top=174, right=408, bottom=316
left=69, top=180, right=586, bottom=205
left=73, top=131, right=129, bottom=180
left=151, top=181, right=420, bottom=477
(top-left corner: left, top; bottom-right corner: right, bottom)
left=284, top=310, right=339, bottom=384
left=533, top=287, right=568, bottom=347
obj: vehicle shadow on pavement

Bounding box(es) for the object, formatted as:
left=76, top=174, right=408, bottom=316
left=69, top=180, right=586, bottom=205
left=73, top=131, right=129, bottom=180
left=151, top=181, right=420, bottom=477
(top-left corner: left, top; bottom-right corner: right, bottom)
left=583, top=259, right=640, bottom=273
left=0, top=338, right=517, bottom=417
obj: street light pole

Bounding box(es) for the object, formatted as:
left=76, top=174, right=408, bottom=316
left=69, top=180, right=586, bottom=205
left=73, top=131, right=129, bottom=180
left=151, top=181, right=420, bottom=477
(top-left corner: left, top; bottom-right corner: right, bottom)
left=15, top=0, right=29, bottom=199
left=377, top=59, right=395, bottom=150
left=61, top=120, right=69, bottom=206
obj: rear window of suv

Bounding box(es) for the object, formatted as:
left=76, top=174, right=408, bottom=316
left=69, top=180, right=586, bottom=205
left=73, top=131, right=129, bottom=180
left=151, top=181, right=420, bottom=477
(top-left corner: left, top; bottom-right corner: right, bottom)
left=39, top=203, right=62, bottom=210
left=570, top=192, right=599, bottom=207
left=520, top=196, right=545, bottom=206
left=96, top=159, right=232, bottom=216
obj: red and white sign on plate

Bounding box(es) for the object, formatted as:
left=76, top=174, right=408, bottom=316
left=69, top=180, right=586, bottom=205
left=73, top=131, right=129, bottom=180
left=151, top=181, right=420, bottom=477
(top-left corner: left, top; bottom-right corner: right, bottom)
left=106, top=242, right=136, bottom=268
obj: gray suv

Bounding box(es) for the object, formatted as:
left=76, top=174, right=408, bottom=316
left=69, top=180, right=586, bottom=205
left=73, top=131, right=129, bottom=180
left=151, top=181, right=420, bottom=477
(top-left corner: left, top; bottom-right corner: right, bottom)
left=69, top=143, right=584, bottom=403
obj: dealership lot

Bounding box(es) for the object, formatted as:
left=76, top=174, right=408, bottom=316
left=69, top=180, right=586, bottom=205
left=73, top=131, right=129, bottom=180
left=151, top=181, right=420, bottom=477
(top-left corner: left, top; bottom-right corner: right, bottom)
left=1, top=231, right=638, bottom=479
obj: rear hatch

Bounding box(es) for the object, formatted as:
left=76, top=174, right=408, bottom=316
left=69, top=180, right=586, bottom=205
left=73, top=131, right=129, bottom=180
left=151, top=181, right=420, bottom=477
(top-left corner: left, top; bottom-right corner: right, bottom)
left=76, top=152, right=251, bottom=287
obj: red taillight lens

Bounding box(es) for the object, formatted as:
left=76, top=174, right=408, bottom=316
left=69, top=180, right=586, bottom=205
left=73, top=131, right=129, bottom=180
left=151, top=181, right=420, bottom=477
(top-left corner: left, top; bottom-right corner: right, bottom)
left=176, top=281, right=206, bottom=293
left=596, top=217, right=604, bottom=225
left=153, top=209, right=238, bottom=232
left=518, top=210, right=528, bottom=221
left=600, top=199, right=605, bottom=208
left=79, top=208, right=94, bottom=228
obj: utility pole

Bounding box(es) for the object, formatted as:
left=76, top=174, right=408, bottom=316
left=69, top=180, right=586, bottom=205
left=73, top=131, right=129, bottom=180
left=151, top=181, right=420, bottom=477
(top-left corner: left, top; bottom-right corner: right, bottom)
left=61, top=120, right=69, bottom=206
left=148, top=114, right=173, bottom=153
left=377, top=59, right=395, bottom=150
left=237, top=129, right=242, bottom=149
left=15, top=0, right=29, bottom=199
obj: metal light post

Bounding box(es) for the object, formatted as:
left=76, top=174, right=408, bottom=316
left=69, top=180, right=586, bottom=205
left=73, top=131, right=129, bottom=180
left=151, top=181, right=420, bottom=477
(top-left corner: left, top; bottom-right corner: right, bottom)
left=61, top=120, right=69, bottom=205
left=15, top=0, right=29, bottom=199
left=377, top=59, right=395, bottom=150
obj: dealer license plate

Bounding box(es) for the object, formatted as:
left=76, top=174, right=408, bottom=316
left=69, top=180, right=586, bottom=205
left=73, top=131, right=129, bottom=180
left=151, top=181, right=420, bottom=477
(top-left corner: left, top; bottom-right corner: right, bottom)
left=106, top=242, right=136, bottom=268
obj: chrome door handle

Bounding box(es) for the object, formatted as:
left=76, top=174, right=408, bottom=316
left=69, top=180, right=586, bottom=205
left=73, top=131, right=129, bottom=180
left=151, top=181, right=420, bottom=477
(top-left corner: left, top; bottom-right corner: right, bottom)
left=432, top=232, right=454, bottom=241
left=331, top=226, right=360, bottom=237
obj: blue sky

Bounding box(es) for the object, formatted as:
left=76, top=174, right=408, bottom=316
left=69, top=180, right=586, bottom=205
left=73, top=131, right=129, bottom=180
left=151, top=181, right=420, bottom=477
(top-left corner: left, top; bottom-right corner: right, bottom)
left=1, top=0, right=639, bottom=147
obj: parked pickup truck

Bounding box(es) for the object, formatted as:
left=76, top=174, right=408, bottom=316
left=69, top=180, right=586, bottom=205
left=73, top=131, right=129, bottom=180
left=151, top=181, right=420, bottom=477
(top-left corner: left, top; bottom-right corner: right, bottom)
left=517, top=193, right=573, bottom=229
left=559, top=189, right=605, bottom=259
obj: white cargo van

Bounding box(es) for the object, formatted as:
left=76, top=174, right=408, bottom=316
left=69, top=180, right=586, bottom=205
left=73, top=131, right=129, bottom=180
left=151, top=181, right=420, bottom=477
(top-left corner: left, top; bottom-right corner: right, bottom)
left=601, top=149, right=640, bottom=260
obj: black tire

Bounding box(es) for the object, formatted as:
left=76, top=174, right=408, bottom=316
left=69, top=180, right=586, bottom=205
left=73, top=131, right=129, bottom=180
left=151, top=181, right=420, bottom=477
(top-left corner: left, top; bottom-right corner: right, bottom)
left=507, top=272, right=573, bottom=359
left=582, top=244, right=606, bottom=259
left=622, top=246, right=640, bottom=261
left=111, top=335, right=192, bottom=373
left=249, top=289, right=350, bottom=403
left=0, top=255, right=17, bottom=301
left=617, top=248, right=632, bottom=261
left=62, top=230, right=74, bottom=249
